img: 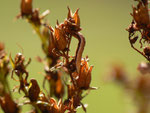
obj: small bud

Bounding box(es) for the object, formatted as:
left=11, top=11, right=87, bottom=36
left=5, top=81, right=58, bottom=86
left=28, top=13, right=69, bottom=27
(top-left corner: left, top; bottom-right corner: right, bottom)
left=54, top=25, right=68, bottom=51
left=28, top=79, right=40, bottom=102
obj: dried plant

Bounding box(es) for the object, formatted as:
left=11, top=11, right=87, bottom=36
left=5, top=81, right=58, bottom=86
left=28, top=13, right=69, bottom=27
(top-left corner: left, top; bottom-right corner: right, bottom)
left=0, top=0, right=96, bottom=113
left=107, top=1, right=150, bottom=113
left=127, top=0, right=150, bottom=61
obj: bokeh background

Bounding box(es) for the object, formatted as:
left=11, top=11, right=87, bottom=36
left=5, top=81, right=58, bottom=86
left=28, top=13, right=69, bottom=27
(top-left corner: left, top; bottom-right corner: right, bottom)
left=0, top=0, right=146, bottom=113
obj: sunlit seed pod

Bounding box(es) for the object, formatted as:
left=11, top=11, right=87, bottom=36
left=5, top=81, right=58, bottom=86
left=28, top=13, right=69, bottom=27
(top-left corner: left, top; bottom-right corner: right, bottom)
left=73, top=8, right=80, bottom=27
left=21, top=0, right=32, bottom=15
left=28, top=79, right=40, bottom=102
left=132, top=3, right=149, bottom=27
left=76, top=58, right=93, bottom=89
left=54, top=26, right=68, bottom=51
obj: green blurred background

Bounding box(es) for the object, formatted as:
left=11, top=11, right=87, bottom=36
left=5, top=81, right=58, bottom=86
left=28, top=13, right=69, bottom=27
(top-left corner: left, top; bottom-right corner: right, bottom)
left=0, top=0, right=146, bottom=113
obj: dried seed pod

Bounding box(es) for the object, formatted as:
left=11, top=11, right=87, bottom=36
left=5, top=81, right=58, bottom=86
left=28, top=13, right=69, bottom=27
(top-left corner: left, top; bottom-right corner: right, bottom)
left=42, top=25, right=56, bottom=57
left=76, top=58, right=93, bottom=89
left=54, top=25, right=68, bottom=51
left=132, top=2, right=149, bottom=27
left=28, top=79, right=40, bottom=102
left=65, top=7, right=81, bottom=33
left=67, top=7, right=80, bottom=26
left=21, top=0, right=32, bottom=16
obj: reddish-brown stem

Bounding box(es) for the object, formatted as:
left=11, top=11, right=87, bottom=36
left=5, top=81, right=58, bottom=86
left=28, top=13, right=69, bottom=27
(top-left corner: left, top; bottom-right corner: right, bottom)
left=66, top=35, right=72, bottom=63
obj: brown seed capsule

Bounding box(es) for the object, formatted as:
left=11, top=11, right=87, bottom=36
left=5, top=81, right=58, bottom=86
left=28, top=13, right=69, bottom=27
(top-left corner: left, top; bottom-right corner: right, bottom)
left=67, top=7, right=80, bottom=27
left=21, top=0, right=32, bottom=16
left=132, top=2, right=149, bottom=27
left=42, top=25, right=56, bottom=57
left=28, top=79, right=40, bottom=102
left=54, top=25, right=68, bottom=51
left=76, top=58, right=93, bottom=89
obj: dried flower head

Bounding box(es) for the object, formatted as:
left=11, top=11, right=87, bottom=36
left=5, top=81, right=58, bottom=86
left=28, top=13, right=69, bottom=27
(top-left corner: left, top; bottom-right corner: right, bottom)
left=28, top=79, right=40, bottom=102
left=76, top=57, right=93, bottom=89
left=54, top=24, right=68, bottom=51
left=127, top=0, right=150, bottom=61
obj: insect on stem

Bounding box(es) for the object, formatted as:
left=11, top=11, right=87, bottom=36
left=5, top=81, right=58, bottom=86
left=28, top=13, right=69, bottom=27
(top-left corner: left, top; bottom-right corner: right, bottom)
left=73, top=32, right=86, bottom=73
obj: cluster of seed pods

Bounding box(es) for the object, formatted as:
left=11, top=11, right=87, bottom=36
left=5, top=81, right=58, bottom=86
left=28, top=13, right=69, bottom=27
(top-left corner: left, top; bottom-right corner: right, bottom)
left=0, top=0, right=95, bottom=113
